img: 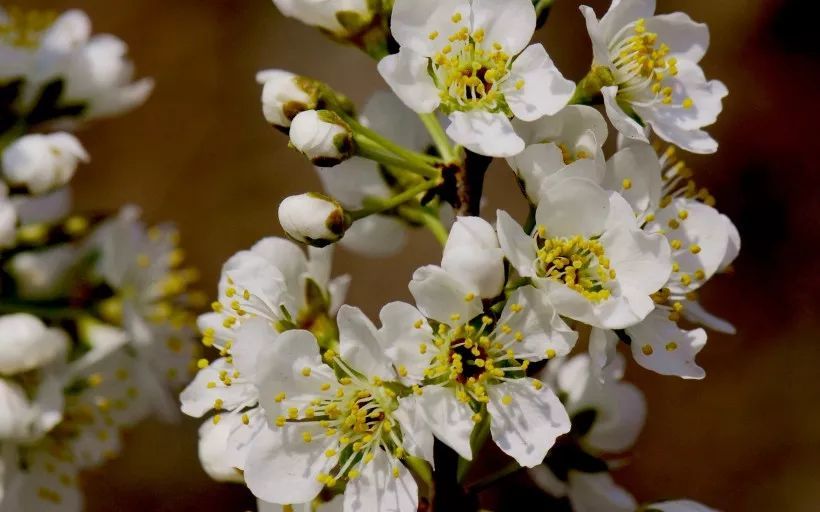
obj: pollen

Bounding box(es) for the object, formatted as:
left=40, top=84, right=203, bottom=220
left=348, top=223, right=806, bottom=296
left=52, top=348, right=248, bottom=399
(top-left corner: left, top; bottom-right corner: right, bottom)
left=641, top=344, right=654, bottom=356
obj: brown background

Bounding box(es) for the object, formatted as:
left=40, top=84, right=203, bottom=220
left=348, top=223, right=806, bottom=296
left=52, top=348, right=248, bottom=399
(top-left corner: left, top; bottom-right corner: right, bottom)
left=19, top=0, right=820, bottom=510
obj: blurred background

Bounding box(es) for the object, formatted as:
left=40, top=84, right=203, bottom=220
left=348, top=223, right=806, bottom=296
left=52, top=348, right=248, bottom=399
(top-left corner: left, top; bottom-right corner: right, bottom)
left=19, top=0, right=820, bottom=510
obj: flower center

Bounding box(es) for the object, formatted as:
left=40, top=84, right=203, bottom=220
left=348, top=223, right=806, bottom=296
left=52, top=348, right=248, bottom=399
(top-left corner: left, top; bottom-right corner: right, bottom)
left=557, top=142, right=591, bottom=165
left=273, top=362, right=402, bottom=485
left=608, top=18, right=693, bottom=110
left=534, top=229, right=613, bottom=302
left=0, top=7, right=56, bottom=49
left=419, top=315, right=530, bottom=417
left=429, top=13, right=513, bottom=113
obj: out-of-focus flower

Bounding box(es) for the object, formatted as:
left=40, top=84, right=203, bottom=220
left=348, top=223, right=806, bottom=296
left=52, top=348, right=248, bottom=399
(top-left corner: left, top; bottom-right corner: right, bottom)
left=2, top=132, right=88, bottom=195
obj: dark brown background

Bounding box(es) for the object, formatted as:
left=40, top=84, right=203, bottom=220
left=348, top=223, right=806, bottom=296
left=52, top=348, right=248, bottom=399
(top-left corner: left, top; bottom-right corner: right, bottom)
left=19, top=0, right=820, bottom=510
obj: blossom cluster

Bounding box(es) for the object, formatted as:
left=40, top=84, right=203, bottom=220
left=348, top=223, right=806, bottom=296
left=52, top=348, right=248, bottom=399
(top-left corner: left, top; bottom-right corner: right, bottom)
left=1, top=8, right=198, bottom=511
left=185, top=1, right=739, bottom=511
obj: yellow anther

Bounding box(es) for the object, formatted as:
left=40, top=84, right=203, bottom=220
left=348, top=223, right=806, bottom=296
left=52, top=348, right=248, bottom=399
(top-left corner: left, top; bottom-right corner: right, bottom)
left=622, top=178, right=633, bottom=190
left=501, top=395, right=513, bottom=406
left=464, top=292, right=476, bottom=302
left=301, top=367, right=312, bottom=377
left=641, top=344, right=654, bottom=356
left=690, top=244, right=702, bottom=254
left=429, top=30, right=439, bottom=40
left=452, top=12, right=463, bottom=23
left=665, top=341, right=678, bottom=351
left=682, top=97, right=694, bottom=109
left=242, top=413, right=250, bottom=425
left=302, top=431, right=313, bottom=443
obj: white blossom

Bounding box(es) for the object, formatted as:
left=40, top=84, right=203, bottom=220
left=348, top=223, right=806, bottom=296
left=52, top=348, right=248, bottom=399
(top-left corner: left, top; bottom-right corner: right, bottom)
left=1, top=133, right=88, bottom=195
left=242, top=313, right=430, bottom=510
left=580, top=0, right=728, bottom=153
left=289, top=110, right=355, bottom=166
left=378, top=0, right=575, bottom=157
left=498, top=177, right=672, bottom=329
left=0, top=314, right=68, bottom=377
left=279, top=193, right=350, bottom=247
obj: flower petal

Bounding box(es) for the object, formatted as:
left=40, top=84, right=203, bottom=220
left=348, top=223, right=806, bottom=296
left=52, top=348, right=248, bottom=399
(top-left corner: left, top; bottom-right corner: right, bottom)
left=498, top=286, right=578, bottom=360
left=379, top=302, right=435, bottom=384
left=598, top=0, right=657, bottom=43
left=601, top=143, right=663, bottom=216
left=496, top=209, right=537, bottom=277
left=626, top=309, right=707, bottom=379
left=338, top=305, right=394, bottom=379
left=409, top=265, right=483, bottom=325
left=198, top=415, right=245, bottom=483
left=442, top=216, right=505, bottom=298
left=472, top=0, right=536, bottom=55
left=535, top=177, right=610, bottom=238
left=316, top=158, right=390, bottom=209
left=378, top=48, right=441, bottom=114
left=446, top=111, right=525, bottom=157
left=244, top=423, right=335, bottom=505
left=344, top=449, right=418, bottom=512
left=645, top=12, right=710, bottom=63
left=417, top=385, right=475, bottom=460
left=180, top=358, right=257, bottom=417
left=602, top=86, right=649, bottom=142
left=503, top=44, right=575, bottom=121
left=567, top=471, right=638, bottom=512
left=393, top=396, right=436, bottom=464
left=342, top=215, right=408, bottom=258
left=487, top=378, right=570, bottom=467
left=391, top=0, right=471, bottom=56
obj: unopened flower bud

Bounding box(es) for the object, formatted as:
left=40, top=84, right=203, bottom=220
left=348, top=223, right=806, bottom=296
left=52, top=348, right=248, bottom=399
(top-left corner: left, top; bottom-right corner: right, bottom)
left=256, top=69, right=321, bottom=128
left=278, top=193, right=350, bottom=247
left=289, top=110, right=354, bottom=167
left=1, top=133, right=89, bottom=195
left=273, top=0, right=375, bottom=37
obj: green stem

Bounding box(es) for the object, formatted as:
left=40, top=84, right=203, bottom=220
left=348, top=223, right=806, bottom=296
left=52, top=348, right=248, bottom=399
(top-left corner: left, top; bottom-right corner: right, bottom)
left=349, top=179, right=441, bottom=221
left=345, top=112, right=441, bottom=166
left=465, top=461, right=523, bottom=494
left=405, top=455, right=433, bottom=488
left=355, top=135, right=440, bottom=179
left=399, top=205, right=449, bottom=246
left=419, top=113, right=458, bottom=163
left=0, top=300, right=82, bottom=320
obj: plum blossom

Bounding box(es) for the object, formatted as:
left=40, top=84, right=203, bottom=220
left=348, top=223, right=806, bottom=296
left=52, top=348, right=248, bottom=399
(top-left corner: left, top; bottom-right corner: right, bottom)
left=378, top=0, right=574, bottom=157
left=580, top=0, right=728, bottom=153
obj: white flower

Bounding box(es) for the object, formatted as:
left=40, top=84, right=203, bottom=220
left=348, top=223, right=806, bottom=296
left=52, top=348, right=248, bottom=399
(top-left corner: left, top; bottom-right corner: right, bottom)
left=1, top=9, right=153, bottom=122
left=378, top=0, right=575, bottom=157
left=0, top=314, right=68, bottom=376
left=258, top=495, right=343, bottom=512
left=580, top=0, right=728, bottom=153
left=242, top=311, right=430, bottom=511
left=508, top=105, right=609, bottom=203
left=279, top=193, right=350, bottom=247
left=181, top=238, right=349, bottom=475
left=1, top=133, right=88, bottom=195
left=498, top=177, right=672, bottom=329
left=6, top=244, right=79, bottom=301
left=648, top=500, right=718, bottom=512
left=0, top=184, right=16, bottom=249
left=272, top=0, right=374, bottom=37
left=289, top=110, right=355, bottom=166
left=589, top=143, right=740, bottom=379
left=316, top=91, right=444, bottom=257
left=90, top=207, right=200, bottom=417
left=256, top=70, right=319, bottom=128
left=376, top=219, right=575, bottom=466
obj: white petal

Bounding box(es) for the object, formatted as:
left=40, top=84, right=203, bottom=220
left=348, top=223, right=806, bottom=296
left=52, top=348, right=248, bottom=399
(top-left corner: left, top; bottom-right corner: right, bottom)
left=446, top=111, right=525, bottom=157
left=408, top=265, right=483, bottom=325
left=598, top=0, right=657, bottom=43
left=379, top=302, right=435, bottom=384
left=442, top=216, right=505, bottom=298
left=344, top=449, right=418, bottom=512
left=393, top=395, right=435, bottom=464
left=602, top=143, right=663, bottom=216
left=487, top=379, right=570, bottom=467
left=579, top=5, right=613, bottom=66
left=504, top=44, right=574, bottom=121
left=602, top=86, right=649, bottom=142
left=498, top=286, right=578, bottom=360
left=362, top=91, right=433, bottom=152
left=378, top=48, right=441, bottom=114
left=588, top=328, right=620, bottom=382
left=626, top=309, right=706, bottom=379
left=244, top=423, right=334, bottom=505
left=180, top=358, right=257, bottom=417
left=535, top=178, right=610, bottom=238
left=528, top=465, right=568, bottom=497
left=567, top=471, right=637, bottom=512
left=586, top=380, right=646, bottom=453
left=338, top=305, right=394, bottom=379
left=390, top=0, right=470, bottom=56
left=225, top=408, right=266, bottom=470
left=719, top=214, right=740, bottom=272
left=507, top=143, right=566, bottom=203
left=342, top=215, right=409, bottom=258
left=198, top=415, right=245, bottom=483
left=472, top=0, right=536, bottom=55
left=645, top=12, right=710, bottom=63
left=417, top=385, right=475, bottom=460
left=681, top=300, right=736, bottom=335
left=496, top=209, right=538, bottom=277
